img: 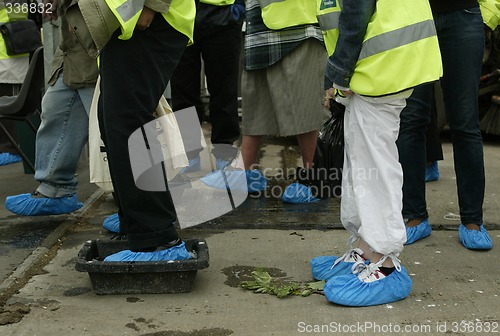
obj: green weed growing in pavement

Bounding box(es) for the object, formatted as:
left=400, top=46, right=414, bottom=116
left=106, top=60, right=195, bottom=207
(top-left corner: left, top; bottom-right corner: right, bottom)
left=240, top=268, right=325, bottom=298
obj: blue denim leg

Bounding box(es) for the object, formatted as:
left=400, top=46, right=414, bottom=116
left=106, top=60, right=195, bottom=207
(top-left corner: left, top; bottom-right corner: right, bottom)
left=397, top=84, right=432, bottom=220
left=34, top=76, right=95, bottom=197
left=435, top=8, right=485, bottom=224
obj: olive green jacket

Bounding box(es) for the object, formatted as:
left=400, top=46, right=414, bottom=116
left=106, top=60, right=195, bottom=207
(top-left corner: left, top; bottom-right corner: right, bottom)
left=48, top=0, right=98, bottom=89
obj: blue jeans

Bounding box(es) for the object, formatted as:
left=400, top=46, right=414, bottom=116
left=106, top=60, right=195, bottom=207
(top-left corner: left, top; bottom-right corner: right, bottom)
left=397, top=7, right=485, bottom=224
left=34, top=75, right=94, bottom=197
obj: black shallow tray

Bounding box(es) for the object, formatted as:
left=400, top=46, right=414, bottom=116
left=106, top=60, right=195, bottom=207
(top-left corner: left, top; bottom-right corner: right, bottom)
left=76, top=239, right=209, bottom=295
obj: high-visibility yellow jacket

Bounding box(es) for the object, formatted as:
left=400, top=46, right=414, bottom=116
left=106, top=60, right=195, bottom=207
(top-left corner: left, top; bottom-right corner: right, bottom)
left=318, top=0, right=443, bottom=96
left=257, top=0, right=317, bottom=30
left=201, top=0, right=235, bottom=5
left=479, top=0, right=500, bottom=30
left=0, top=1, right=30, bottom=83
left=105, top=0, right=195, bottom=44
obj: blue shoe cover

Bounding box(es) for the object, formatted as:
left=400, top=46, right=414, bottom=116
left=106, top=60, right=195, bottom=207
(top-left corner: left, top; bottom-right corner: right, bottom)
left=324, top=266, right=412, bottom=307
left=0, top=153, right=22, bottom=166
left=201, top=169, right=267, bottom=193
left=311, top=249, right=369, bottom=281
left=5, top=193, right=83, bottom=216
left=104, top=241, right=194, bottom=262
left=458, top=224, right=493, bottom=250
left=282, top=182, right=319, bottom=204
left=310, top=256, right=361, bottom=281
left=245, top=170, right=267, bottom=193
left=405, top=218, right=432, bottom=245
left=180, top=157, right=201, bottom=174
left=425, top=161, right=439, bottom=182
left=102, top=213, right=120, bottom=233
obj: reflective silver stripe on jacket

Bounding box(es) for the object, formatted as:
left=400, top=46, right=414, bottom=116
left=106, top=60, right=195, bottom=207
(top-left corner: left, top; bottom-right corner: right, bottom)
left=116, top=0, right=144, bottom=22
left=359, top=19, right=436, bottom=60
left=257, top=0, right=284, bottom=8
left=317, top=11, right=340, bottom=31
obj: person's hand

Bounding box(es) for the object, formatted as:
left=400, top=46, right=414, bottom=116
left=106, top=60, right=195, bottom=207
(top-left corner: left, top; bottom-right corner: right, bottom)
left=43, top=0, right=58, bottom=21
left=324, top=88, right=335, bottom=109
left=136, top=6, right=156, bottom=30
left=325, top=88, right=352, bottom=108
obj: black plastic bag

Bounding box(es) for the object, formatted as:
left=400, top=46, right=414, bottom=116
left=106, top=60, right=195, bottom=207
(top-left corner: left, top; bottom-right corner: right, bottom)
left=308, top=100, right=345, bottom=199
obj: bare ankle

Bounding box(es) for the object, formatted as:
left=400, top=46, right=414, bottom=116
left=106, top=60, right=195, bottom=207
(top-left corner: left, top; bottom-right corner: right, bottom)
left=406, top=218, right=424, bottom=228
left=464, top=223, right=481, bottom=231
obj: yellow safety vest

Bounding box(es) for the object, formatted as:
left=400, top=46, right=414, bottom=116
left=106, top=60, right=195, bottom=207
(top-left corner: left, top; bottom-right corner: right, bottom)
left=201, top=0, right=235, bottom=5
left=479, top=0, right=500, bottom=30
left=316, top=0, right=341, bottom=56
left=318, top=0, right=443, bottom=96
left=104, top=0, right=195, bottom=44
left=257, top=0, right=317, bottom=30
left=0, top=3, right=30, bottom=61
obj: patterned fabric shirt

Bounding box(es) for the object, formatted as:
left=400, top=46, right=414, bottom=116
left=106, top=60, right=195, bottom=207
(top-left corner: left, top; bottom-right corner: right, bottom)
left=244, top=0, right=324, bottom=70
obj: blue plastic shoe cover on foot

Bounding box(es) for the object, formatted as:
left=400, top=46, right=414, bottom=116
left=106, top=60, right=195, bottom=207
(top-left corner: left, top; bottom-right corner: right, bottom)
left=311, top=256, right=359, bottom=281
left=311, top=249, right=368, bottom=281
left=458, top=224, right=492, bottom=250
left=405, top=218, right=432, bottom=245
left=425, top=161, right=439, bottom=182
left=0, top=153, right=22, bottom=166
left=103, top=241, right=194, bottom=262
left=5, top=193, right=83, bottom=216
left=201, top=169, right=267, bottom=193
left=102, top=213, right=120, bottom=233
left=324, top=265, right=412, bottom=307
left=282, top=182, right=319, bottom=204
left=245, top=170, right=267, bottom=193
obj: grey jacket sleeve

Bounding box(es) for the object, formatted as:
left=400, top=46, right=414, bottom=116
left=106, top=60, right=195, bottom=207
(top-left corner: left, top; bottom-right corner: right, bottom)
left=144, top=0, right=172, bottom=13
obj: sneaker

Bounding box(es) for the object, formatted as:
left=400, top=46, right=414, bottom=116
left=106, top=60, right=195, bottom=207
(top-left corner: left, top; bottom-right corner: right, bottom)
left=201, top=168, right=267, bottom=193
left=179, top=157, right=201, bottom=174
left=458, top=224, right=493, bottom=250
left=324, top=261, right=412, bottom=307
left=0, top=153, right=22, bottom=166
left=404, top=218, right=432, bottom=245
left=425, top=161, right=439, bottom=182
left=104, top=241, right=194, bottom=262
left=102, top=213, right=120, bottom=233
left=5, top=192, right=83, bottom=216
left=310, top=248, right=368, bottom=281
left=282, top=182, right=319, bottom=204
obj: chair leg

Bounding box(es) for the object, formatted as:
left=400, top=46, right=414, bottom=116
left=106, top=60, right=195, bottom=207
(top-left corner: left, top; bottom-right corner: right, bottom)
left=0, top=121, right=35, bottom=173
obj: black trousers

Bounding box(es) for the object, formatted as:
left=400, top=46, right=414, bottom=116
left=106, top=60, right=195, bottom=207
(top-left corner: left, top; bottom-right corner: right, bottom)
left=171, top=10, right=241, bottom=160
left=98, top=15, right=188, bottom=251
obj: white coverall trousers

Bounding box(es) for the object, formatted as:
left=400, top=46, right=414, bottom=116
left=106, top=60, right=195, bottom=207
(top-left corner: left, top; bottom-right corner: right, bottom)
left=340, top=91, right=411, bottom=256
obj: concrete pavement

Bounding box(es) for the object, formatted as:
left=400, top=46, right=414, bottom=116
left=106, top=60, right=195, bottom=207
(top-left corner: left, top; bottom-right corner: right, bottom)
left=0, top=132, right=499, bottom=335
